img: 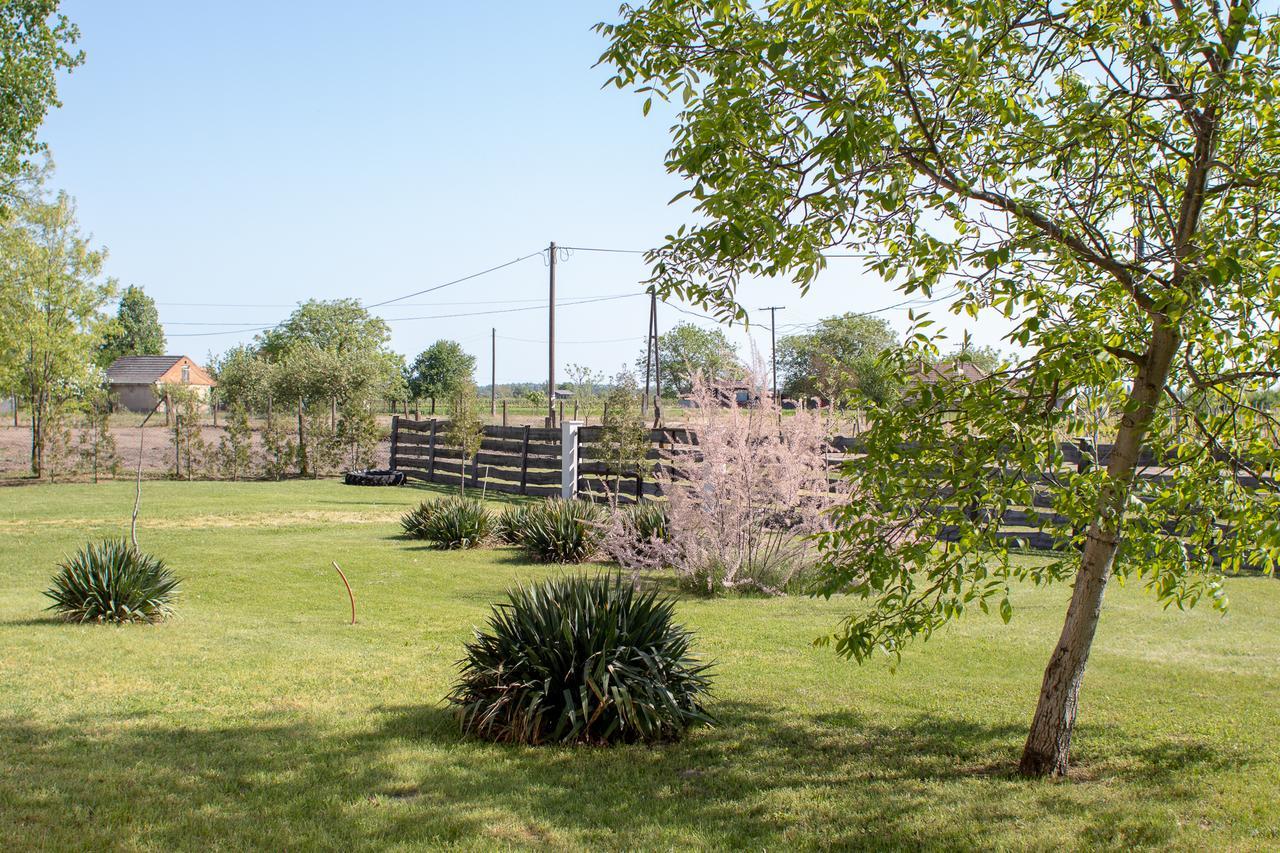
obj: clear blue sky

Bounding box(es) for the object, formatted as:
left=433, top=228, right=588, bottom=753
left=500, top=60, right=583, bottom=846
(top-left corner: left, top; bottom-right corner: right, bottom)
left=40, top=1, right=1010, bottom=383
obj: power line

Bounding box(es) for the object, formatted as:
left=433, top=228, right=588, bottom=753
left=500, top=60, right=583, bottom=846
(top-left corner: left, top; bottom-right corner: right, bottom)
left=363, top=247, right=542, bottom=307
left=165, top=293, right=643, bottom=338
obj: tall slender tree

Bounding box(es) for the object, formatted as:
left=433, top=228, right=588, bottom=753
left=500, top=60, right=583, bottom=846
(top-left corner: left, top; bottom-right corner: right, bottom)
left=98, top=284, right=165, bottom=366
left=0, top=191, right=113, bottom=476
left=600, top=0, right=1280, bottom=775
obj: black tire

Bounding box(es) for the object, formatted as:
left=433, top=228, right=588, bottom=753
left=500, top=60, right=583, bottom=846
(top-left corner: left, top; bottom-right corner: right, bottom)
left=344, top=469, right=406, bottom=486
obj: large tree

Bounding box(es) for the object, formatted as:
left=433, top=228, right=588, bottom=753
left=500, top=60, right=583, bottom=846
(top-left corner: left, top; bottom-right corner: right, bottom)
left=0, top=2, right=82, bottom=211
left=777, top=313, right=901, bottom=403
left=0, top=191, right=113, bottom=476
left=98, top=284, right=165, bottom=366
left=600, top=0, right=1280, bottom=776
left=636, top=321, right=740, bottom=395
left=409, top=340, right=476, bottom=406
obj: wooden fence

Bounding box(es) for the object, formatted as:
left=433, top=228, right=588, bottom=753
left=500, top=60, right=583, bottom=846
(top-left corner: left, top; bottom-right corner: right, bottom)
left=389, top=417, right=564, bottom=497
left=389, top=417, right=1258, bottom=554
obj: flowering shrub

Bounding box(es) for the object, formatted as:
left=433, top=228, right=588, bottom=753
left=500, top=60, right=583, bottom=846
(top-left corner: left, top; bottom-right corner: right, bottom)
left=653, top=371, right=841, bottom=595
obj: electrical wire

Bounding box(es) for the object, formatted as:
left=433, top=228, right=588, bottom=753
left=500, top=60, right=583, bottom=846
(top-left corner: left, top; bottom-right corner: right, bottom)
left=165, top=293, right=644, bottom=338
left=364, top=250, right=543, bottom=308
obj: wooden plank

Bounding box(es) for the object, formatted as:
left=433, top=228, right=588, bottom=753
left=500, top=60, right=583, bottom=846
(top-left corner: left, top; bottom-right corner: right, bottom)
left=487, top=424, right=559, bottom=442
left=428, top=419, right=438, bottom=478
left=389, top=415, right=400, bottom=471
left=481, top=436, right=560, bottom=458
left=520, top=424, right=530, bottom=496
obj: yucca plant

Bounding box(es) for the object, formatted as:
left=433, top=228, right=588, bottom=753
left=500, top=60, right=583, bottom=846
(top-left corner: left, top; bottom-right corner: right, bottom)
left=45, top=540, right=179, bottom=624
left=518, top=498, right=606, bottom=563
left=494, top=503, right=533, bottom=545
left=418, top=495, right=493, bottom=549
left=624, top=501, right=670, bottom=543
left=400, top=500, right=440, bottom=538
left=448, top=574, right=714, bottom=745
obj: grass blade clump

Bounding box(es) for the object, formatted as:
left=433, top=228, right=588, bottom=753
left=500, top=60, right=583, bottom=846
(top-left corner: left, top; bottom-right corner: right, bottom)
left=517, top=498, right=606, bottom=563
left=448, top=573, right=714, bottom=745
left=494, top=503, right=533, bottom=545
left=45, top=540, right=179, bottom=624
left=405, top=496, right=493, bottom=549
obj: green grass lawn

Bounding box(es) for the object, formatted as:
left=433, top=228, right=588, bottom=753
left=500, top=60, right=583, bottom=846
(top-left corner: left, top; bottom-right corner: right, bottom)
left=0, top=480, right=1276, bottom=850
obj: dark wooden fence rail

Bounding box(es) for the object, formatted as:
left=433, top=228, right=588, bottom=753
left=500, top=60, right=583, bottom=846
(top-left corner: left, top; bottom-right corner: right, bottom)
left=390, top=418, right=1262, bottom=553
left=389, top=417, right=563, bottom=498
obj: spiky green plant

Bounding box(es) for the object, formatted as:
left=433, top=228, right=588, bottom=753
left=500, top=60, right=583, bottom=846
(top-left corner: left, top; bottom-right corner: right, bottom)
left=494, top=503, right=533, bottom=545
left=44, top=540, right=179, bottom=624
left=518, top=498, right=606, bottom=563
left=448, top=574, right=714, bottom=745
left=400, top=500, right=442, bottom=538
left=624, top=501, right=669, bottom=543
left=418, top=495, right=493, bottom=549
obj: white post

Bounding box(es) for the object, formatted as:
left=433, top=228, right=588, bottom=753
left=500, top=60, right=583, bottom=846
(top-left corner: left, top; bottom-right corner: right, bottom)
left=561, top=420, right=582, bottom=500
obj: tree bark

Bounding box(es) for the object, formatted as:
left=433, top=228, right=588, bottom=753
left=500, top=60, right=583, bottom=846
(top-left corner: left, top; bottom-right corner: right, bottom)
left=1019, top=323, right=1181, bottom=776
left=296, top=399, right=308, bottom=477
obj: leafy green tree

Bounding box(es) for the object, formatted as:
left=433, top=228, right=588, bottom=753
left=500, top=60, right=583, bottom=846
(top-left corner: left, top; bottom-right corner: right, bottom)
left=0, top=2, right=82, bottom=211
left=409, top=340, right=476, bottom=409
left=598, top=371, right=652, bottom=505
left=98, top=285, right=165, bottom=366
left=258, top=298, right=390, bottom=361
left=217, top=402, right=253, bottom=481
left=635, top=322, right=739, bottom=395
left=0, top=190, right=113, bottom=476
left=211, top=344, right=271, bottom=413
left=600, top=0, right=1280, bottom=775
left=777, top=313, right=901, bottom=404
left=445, top=380, right=484, bottom=495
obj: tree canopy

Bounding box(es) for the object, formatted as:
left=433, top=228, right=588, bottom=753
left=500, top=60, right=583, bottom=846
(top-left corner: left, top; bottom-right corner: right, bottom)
left=0, top=189, right=113, bottom=475
left=777, top=313, right=901, bottom=403
left=600, top=0, right=1280, bottom=776
left=0, top=2, right=82, bottom=211
left=636, top=321, right=740, bottom=395
left=409, top=340, right=476, bottom=402
left=98, top=284, right=165, bottom=367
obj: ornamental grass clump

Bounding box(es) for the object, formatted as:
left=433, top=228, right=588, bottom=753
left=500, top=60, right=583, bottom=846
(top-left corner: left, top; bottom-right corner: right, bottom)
left=45, top=540, right=179, bottom=624
left=448, top=573, right=714, bottom=745
left=494, top=503, right=533, bottom=545
left=656, top=369, right=844, bottom=596
left=517, top=498, right=606, bottom=563
left=407, top=496, right=493, bottom=549
left=400, top=500, right=441, bottom=538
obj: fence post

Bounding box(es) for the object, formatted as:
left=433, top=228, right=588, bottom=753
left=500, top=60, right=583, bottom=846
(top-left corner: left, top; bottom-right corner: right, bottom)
left=519, top=424, right=531, bottom=495
left=561, top=420, right=582, bottom=500
left=502, top=400, right=508, bottom=427
left=427, top=418, right=438, bottom=481
left=389, top=415, right=400, bottom=470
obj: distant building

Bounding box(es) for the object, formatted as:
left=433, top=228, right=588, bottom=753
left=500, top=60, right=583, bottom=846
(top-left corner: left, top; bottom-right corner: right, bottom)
left=913, top=360, right=989, bottom=385
left=105, top=355, right=216, bottom=412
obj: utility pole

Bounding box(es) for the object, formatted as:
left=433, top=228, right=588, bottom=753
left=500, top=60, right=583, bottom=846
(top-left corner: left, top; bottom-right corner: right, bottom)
left=760, top=306, right=786, bottom=401
left=490, top=327, right=497, bottom=417
left=547, top=241, right=556, bottom=428
left=643, top=290, right=656, bottom=414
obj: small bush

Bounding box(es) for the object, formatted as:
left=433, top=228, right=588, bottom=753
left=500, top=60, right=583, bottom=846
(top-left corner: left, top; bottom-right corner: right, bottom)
left=411, top=496, right=493, bottom=549
left=517, top=498, right=605, bottom=563
left=45, top=540, right=180, bottom=624
left=494, top=504, right=533, bottom=545
left=400, top=500, right=441, bottom=538
left=448, top=574, right=714, bottom=745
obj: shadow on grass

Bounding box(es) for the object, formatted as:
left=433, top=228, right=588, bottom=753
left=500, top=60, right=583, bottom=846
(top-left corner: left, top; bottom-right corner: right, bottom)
left=0, top=699, right=1239, bottom=849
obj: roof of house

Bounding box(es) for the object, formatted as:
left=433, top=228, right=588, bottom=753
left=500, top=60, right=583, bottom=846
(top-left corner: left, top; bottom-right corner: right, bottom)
left=915, top=360, right=988, bottom=384
left=105, top=355, right=216, bottom=387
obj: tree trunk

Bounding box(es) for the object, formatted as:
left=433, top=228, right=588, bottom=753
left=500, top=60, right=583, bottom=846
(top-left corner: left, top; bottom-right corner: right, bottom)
left=1019, top=324, right=1180, bottom=777
left=296, top=400, right=308, bottom=477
